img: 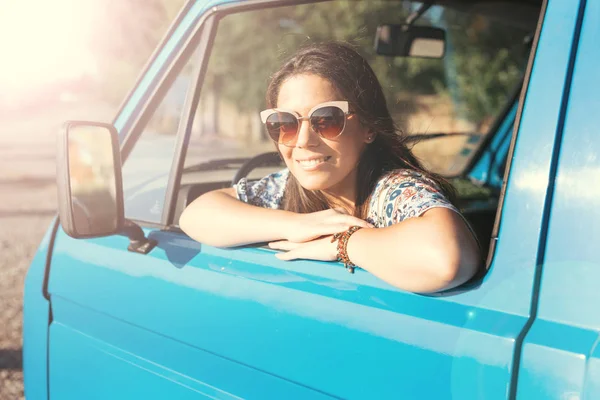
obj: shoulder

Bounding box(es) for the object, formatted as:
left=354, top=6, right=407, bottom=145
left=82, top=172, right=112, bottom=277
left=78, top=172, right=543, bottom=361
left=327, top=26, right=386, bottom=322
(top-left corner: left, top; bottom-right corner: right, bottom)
left=368, top=169, right=457, bottom=226
left=234, top=169, right=289, bottom=209
left=375, top=169, right=446, bottom=193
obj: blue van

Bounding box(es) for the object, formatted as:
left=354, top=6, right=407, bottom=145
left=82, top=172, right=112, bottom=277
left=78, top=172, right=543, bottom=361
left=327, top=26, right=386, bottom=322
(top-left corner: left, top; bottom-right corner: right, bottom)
left=22, top=0, right=600, bottom=398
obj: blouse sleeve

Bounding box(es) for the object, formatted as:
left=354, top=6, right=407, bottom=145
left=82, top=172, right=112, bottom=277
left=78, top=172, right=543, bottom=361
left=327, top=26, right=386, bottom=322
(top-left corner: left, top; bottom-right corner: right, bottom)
left=371, top=170, right=458, bottom=227
left=233, top=169, right=289, bottom=210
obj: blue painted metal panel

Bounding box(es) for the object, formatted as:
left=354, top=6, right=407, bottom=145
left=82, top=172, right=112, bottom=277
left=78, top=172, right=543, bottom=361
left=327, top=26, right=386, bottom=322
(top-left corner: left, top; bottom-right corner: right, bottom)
left=22, top=218, right=57, bottom=400
left=49, top=229, right=528, bottom=399
left=49, top=300, right=334, bottom=399
left=586, top=342, right=600, bottom=399
left=518, top=320, right=597, bottom=398
left=517, top=0, right=600, bottom=398
left=463, top=0, right=582, bottom=317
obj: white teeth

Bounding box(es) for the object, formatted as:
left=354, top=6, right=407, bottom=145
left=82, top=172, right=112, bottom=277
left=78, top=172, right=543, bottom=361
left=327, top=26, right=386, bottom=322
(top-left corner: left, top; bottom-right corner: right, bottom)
left=298, top=157, right=328, bottom=167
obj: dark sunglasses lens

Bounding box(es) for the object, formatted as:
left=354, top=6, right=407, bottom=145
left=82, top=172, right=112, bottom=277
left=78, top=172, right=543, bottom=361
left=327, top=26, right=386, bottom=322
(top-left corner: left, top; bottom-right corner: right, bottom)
left=266, top=112, right=298, bottom=144
left=310, top=106, right=345, bottom=139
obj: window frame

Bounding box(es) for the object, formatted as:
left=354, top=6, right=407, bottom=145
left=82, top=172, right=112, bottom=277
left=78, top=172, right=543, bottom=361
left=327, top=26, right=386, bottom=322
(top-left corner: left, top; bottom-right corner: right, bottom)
left=483, top=0, right=547, bottom=267
left=113, top=8, right=215, bottom=228
left=162, top=16, right=218, bottom=227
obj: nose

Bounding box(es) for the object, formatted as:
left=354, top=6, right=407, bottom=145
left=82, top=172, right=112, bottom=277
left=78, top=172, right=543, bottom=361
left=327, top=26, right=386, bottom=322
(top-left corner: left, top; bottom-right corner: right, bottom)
left=294, top=117, right=319, bottom=148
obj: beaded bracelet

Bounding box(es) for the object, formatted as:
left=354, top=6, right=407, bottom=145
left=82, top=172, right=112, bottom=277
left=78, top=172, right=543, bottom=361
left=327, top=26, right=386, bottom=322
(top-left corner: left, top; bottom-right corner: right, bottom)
left=331, top=225, right=362, bottom=273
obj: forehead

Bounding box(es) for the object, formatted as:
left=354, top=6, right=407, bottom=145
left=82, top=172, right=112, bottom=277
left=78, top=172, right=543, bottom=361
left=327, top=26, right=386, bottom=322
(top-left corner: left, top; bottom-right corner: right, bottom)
left=276, top=74, right=342, bottom=113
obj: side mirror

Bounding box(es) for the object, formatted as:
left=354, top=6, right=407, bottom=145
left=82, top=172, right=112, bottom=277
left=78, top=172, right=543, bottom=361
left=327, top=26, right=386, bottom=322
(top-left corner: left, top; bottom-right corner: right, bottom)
left=57, top=121, right=124, bottom=238
left=375, top=24, right=446, bottom=58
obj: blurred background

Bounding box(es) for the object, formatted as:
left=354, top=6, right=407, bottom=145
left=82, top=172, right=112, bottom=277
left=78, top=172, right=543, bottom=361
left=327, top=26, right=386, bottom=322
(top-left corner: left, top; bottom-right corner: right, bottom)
left=0, top=1, right=183, bottom=397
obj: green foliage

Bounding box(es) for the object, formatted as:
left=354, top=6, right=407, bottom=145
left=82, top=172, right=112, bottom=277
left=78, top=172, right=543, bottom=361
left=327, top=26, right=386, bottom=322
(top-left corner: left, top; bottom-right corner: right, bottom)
left=203, top=1, right=437, bottom=112
left=91, top=0, right=186, bottom=104
left=203, top=0, right=530, bottom=129
left=435, top=12, right=529, bottom=126
left=94, top=0, right=531, bottom=128
left=448, top=48, right=522, bottom=126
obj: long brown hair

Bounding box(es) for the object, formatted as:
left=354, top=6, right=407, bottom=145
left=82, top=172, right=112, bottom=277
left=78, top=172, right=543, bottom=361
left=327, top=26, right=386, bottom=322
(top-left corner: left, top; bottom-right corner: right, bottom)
left=265, top=42, right=456, bottom=218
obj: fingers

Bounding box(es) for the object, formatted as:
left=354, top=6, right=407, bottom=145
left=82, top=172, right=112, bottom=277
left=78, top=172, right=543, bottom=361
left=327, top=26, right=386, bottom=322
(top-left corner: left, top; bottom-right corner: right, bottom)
left=315, top=208, right=375, bottom=228
left=272, top=243, right=307, bottom=261
left=269, top=241, right=305, bottom=260
left=268, top=240, right=299, bottom=251
left=333, top=214, right=374, bottom=229
left=320, top=223, right=357, bottom=236
left=274, top=245, right=321, bottom=261
left=275, top=251, right=296, bottom=261
left=288, top=209, right=375, bottom=244
left=272, top=236, right=338, bottom=262
left=345, top=216, right=375, bottom=229
left=313, top=220, right=373, bottom=239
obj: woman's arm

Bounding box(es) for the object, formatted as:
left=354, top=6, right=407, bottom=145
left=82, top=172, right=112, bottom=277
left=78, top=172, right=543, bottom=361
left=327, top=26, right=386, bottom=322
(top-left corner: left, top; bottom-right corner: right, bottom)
left=179, top=188, right=373, bottom=248
left=179, top=188, right=297, bottom=247
left=346, top=208, right=481, bottom=293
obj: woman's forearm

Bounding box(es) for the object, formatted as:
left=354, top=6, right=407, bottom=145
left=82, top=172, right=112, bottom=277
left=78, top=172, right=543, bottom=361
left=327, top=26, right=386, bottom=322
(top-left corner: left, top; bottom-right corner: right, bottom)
left=179, top=190, right=297, bottom=247
left=346, top=209, right=480, bottom=293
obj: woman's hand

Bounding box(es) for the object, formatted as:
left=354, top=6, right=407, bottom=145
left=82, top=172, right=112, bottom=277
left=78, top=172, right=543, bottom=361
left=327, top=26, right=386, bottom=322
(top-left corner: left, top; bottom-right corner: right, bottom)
left=284, top=208, right=373, bottom=243
left=268, top=235, right=338, bottom=261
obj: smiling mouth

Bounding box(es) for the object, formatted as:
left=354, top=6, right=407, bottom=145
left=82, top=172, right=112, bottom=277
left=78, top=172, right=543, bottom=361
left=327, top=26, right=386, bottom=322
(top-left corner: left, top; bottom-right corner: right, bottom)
left=296, top=156, right=331, bottom=168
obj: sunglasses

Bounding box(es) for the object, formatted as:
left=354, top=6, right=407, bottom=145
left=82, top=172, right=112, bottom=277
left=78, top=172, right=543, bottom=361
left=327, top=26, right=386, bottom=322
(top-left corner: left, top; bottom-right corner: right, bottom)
left=260, top=101, right=354, bottom=146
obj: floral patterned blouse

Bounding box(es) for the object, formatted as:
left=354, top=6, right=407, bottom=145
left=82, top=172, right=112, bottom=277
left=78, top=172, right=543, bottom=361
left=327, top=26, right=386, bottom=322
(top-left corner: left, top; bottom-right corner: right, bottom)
left=234, top=168, right=459, bottom=227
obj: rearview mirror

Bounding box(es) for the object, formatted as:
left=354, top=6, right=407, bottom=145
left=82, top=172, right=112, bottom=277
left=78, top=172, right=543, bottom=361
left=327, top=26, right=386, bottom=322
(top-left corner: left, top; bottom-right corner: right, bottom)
left=375, top=24, right=446, bottom=58
left=56, top=121, right=124, bottom=238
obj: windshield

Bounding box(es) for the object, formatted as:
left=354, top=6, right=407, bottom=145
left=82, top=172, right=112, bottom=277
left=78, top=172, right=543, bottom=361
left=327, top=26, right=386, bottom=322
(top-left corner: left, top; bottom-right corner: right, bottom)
left=181, top=0, right=537, bottom=176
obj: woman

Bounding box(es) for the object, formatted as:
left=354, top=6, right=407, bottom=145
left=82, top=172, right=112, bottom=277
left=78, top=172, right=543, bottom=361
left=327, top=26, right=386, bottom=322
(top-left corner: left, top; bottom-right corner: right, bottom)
left=180, top=42, right=480, bottom=293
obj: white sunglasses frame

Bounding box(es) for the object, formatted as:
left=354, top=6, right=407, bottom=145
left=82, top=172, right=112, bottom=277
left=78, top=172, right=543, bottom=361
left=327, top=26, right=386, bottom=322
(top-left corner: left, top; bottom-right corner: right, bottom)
left=260, top=101, right=353, bottom=144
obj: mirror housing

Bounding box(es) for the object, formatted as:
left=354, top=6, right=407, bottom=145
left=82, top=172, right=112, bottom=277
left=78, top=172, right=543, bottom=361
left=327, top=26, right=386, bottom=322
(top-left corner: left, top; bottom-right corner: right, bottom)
left=57, top=121, right=125, bottom=238
left=375, top=24, right=446, bottom=58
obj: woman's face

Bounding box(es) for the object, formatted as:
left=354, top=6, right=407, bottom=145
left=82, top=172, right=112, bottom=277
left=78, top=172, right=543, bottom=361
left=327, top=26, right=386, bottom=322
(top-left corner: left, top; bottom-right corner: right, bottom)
left=275, top=74, right=372, bottom=199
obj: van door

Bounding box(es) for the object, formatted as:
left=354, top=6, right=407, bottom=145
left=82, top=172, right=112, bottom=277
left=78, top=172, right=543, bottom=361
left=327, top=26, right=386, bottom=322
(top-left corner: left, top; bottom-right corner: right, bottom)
left=47, top=0, right=581, bottom=399
left=516, top=1, right=600, bottom=398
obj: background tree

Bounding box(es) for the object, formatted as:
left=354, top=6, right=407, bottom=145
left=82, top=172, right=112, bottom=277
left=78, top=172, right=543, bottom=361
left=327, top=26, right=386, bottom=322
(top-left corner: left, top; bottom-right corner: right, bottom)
left=435, top=10, right=530, bottom=129
left=202, top=0, right=531, bottom=133
left=89, top=0, right=186, bottom=104
left=90, top=0, right=533, bottom=135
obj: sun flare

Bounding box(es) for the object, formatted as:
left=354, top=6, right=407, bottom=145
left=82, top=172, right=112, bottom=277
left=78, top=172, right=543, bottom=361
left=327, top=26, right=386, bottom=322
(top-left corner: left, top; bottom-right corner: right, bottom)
left=0, top=0, right=97, bottom=102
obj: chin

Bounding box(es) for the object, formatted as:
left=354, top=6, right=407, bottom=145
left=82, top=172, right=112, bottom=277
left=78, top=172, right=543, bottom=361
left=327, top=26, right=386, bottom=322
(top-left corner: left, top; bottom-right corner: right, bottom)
left=292, top=170, right=334, bottom=191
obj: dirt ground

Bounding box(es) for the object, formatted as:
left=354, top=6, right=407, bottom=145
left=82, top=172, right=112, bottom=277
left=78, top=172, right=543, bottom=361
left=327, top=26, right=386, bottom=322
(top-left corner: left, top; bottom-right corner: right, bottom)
left=0, top=101, right=114, bottom=399
left=0, top=168, right=55, bottom=400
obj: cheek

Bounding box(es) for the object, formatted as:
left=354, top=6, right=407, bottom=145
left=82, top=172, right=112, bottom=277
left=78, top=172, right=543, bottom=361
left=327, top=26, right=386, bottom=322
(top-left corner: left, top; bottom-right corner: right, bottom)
left=335, top=133, right=367, bottom=162
left=278, top=145, right=293, bottom=163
